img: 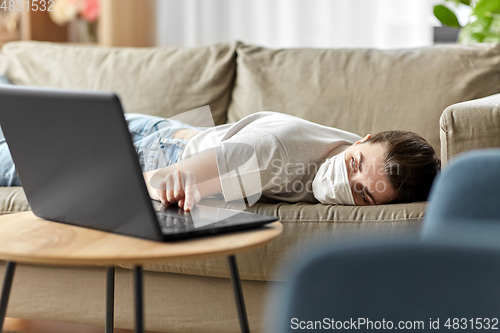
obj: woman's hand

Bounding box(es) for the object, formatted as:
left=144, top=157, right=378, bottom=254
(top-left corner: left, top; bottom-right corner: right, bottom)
left=144, top=147, right=222, bottom=211
left=157, top=170, right=201, bottom=211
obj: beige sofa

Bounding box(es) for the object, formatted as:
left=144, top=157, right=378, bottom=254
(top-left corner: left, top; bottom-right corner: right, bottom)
left=1, top=41, right=500, bottom=333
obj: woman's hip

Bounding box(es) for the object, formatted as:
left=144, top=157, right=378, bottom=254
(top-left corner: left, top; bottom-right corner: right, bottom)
left=125, top=113, right=206, bottom=171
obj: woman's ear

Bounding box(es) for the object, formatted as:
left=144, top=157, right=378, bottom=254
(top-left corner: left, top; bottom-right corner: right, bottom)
left=353, top=134, right=372, bottom=145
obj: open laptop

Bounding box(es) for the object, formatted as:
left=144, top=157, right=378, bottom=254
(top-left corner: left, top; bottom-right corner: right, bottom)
left=0, top=85, right=278, bottom=241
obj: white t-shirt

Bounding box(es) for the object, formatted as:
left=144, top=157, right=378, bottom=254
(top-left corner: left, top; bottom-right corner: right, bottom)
left=181, top=111, right=362, bottom=203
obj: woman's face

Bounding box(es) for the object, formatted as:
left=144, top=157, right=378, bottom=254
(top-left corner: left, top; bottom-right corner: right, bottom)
left=343, top=135, right=397, bottom=205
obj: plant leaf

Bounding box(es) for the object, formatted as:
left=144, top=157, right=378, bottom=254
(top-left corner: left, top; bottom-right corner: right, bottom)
left=473, top=0, right=500, bottom=16
left=434, top=5, right=461, bottom=28
left=471, top=32, right=486, bottom=42
left=458, top=24, right=480, bottom=43
left=458, top=15, right=500, bottom=44
left=445, top=0, right=471, bottom=6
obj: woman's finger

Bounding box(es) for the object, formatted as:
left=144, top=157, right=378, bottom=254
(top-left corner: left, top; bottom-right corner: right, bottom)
left=183, top=171, right=197, bottom=211
left=165, top=174, right=176, bottom=203
left=173, top=170, right=185, bottom=201
left=157, top=179, right=167, bottom=205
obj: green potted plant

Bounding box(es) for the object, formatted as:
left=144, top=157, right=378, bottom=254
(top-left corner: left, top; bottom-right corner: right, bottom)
left=434, top=0, right=500, bottom=43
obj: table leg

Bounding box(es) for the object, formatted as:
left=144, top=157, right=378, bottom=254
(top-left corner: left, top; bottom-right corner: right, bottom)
left=134, top=266, right=144, bottom=333
left=227, top=255, right=250, bottom=333
left=106, top=266, right=115, bottom=333
left=0, top=261, right=16, bottom=331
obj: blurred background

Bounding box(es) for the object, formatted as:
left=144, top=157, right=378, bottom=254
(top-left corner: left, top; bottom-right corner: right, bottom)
left=156, top=0, right=470, bottom=48
left=0, top=0, right=472, bottom=49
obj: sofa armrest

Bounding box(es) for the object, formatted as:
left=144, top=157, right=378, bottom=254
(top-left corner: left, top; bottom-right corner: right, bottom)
left=440, top=93, right=500, bottom=166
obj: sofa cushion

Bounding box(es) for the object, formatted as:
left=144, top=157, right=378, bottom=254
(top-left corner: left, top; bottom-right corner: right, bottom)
left=121, top=201, right=425, bottom=282
left=0, top=187, right=423, bottom=281
left=1, top=263, right=269, bottom=333
left=227, top=43, right=500, bottom=158
left=1, top=41, right=237, bottom=125
left=0, top=187, right=30, bottom=214
left=440, top=94, right=500, bottom=165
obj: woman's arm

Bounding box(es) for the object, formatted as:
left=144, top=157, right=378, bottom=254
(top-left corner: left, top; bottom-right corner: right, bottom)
left=143, top=147, right=222, bottom=211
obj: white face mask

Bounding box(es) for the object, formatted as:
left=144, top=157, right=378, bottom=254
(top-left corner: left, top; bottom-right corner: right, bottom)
left=312, top=152, right=355, bottom=205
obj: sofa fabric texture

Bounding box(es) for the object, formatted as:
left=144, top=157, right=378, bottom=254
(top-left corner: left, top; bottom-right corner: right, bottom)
left=119, top=200, right=424, bottom=282
left=227, top=43, right=500, bottom=158
left=1, top=41, right=500, bottom=333
left=0, top=187, right=29, bottom=214
left=0, top=40, right=432, bottom=276
left=0, top=263, right=275, bottom=333
left=1, top=41, right=237, bottom=125
left=440, top=93, right=500, bottom=165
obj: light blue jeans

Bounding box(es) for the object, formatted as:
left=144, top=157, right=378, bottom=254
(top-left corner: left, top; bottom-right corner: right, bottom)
left=0, top=113, right=206, bottom=186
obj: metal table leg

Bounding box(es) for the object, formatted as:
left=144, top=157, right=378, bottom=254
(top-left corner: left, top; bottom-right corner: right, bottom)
left=134, top=266, right=144, bottom=333
left=106, top=266, right=115, bottom=333
left=0, top=261, right=16, bottom=331
left=228, top=255, right=250, bottom=333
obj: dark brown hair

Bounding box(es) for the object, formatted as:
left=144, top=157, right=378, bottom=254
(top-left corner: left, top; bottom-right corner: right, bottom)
left=366, top=130, right=441, bottom=203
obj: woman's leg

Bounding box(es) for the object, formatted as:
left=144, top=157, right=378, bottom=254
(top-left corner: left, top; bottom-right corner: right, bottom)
left=124, top=113, right=206, bottom=172
left=0, top=127, right=21, bottom=186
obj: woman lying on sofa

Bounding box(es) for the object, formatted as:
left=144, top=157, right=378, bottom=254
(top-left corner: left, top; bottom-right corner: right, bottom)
left=139, top=111, right=440, bottom=211
left=0, top=111, right=440, bottom=211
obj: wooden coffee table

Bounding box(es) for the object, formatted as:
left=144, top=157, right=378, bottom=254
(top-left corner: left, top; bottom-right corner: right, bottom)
left=0, top=211, right=282, bottom=333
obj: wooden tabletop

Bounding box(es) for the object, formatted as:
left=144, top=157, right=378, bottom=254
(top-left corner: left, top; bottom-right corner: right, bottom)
left=0, top=212, right=282, bottom=266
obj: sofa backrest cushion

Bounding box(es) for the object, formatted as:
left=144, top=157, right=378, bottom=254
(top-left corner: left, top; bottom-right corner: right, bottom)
left=227, top=43, right=500, bottom=156
left=1, top=41, right=237, bottom=125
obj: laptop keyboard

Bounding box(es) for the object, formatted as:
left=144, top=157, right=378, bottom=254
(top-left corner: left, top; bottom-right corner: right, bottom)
left=155, top=212, right=191, bottom=233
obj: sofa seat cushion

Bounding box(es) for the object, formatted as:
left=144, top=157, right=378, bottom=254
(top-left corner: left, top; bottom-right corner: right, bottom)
left=228, top=43, right=500, bottom=158
left=1, top=41, right=237, bottom=125
left=1, top=263, right=270, bottom=333
left=120, top=201, right=425, bottom=282
left=0, top=187, right=424, bottom=281
left=0, top=187, right=30, bottom=214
